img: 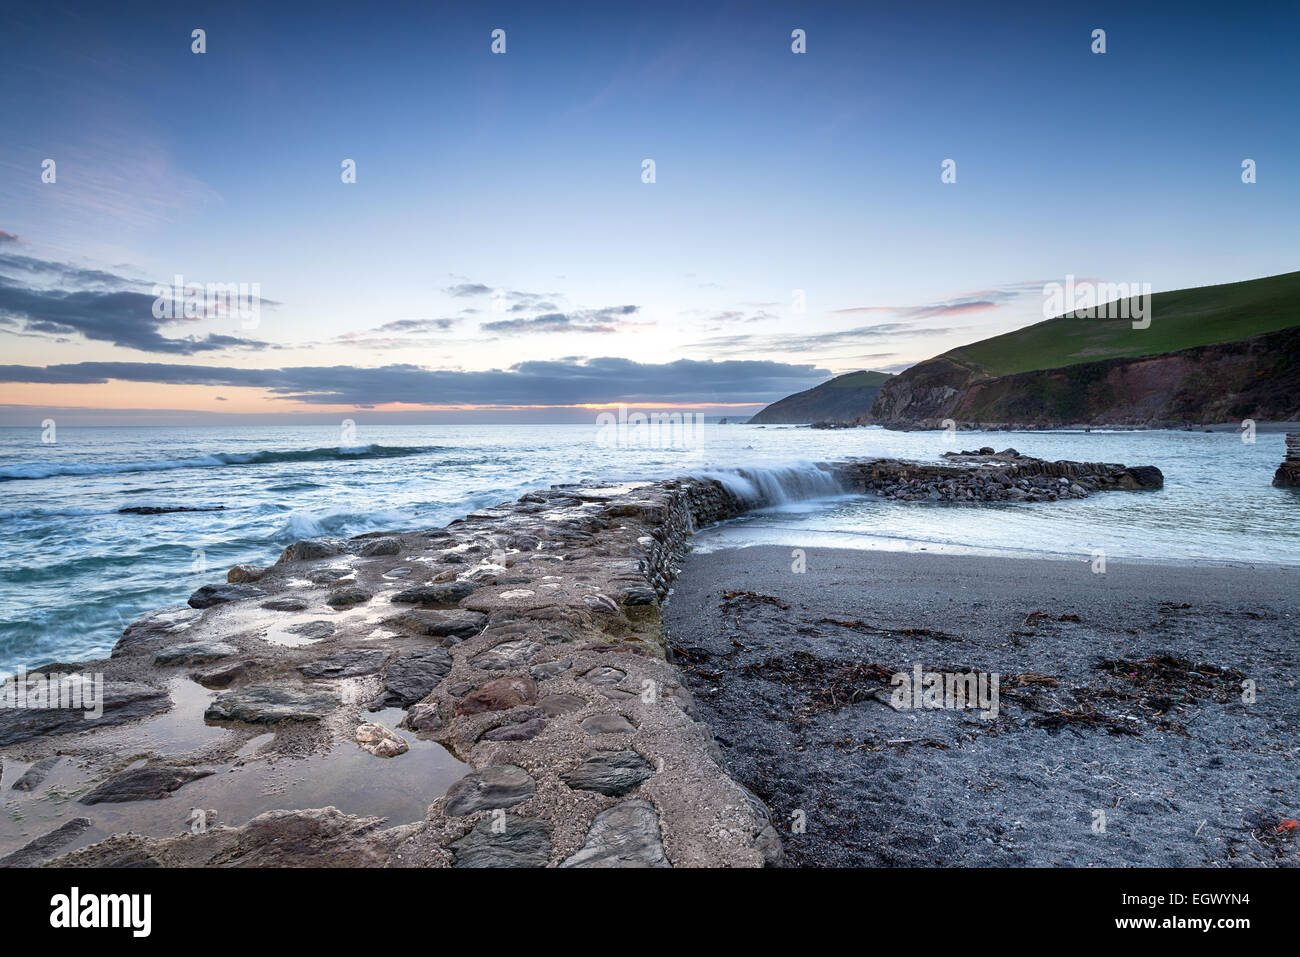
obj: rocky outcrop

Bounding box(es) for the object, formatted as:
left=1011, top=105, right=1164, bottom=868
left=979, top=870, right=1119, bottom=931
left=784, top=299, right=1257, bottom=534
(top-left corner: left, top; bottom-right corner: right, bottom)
left=1274, top=433, right=1300, bottom=488
left=871, top=326, right=1300, bottom=429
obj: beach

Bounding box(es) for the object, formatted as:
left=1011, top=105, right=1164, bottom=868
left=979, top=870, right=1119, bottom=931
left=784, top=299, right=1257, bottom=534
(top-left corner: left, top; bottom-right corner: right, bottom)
left=663, top=546, right=1300, bottom=866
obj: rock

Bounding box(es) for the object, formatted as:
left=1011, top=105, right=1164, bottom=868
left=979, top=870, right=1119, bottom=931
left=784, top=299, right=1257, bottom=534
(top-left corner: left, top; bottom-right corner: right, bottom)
left=454, top=676, right=538, bottom=716
left=152, top=640, right=238, bottom=666
left=471, top=638, right=543, bottom=671
left=358, top=537, right=402, bottom=557
left=560, top=799, right=669, bottom=868
left=561, top=749, right=653, bottom=796
left=79, top=765, right=214, bottom=804
left=205, top=684, right=339, bottom=724
left=298, top=648, right=390, bottom=679
left=481, top=715, right=546, bottom=741
left=618, top=583, right=657, bottom=605
left=284, top=620, right=335, bottom=640
left=1118, top=465, right=1164, bottom=489
left=326, top=586, right=372, bottom=609
left=188, top=582, right=267, bottom=608
left=277, top=538, right=345, bottom=563
left=191, top=659, right=255, bottom=689
left=113, top=606, right=200, bottom=655
left=583, top=593, right=619, bottom=614
left=10, top=755, right=60, bottom=792
left=227, top=564, right=267, bottom=583
left=390, top=581, right=478, bottom=606
left=0, top=817, right=95, bottom=868
left=443, top=765, right=536, bottom=816
left=261, top=597, right=309, bottom=612
left=0, top=680, right=170, bottom=747
left=582, top=665, right=627, bottom=686
left=539, top=693, right=586, bottom=716
left=530, top=657, right=573, bottom=680
left=402, top=702, right=442, bottom=732
left=376, top=649, right=453, bottom=707
left=354, top=722, right=408, bottom=757
left=580, top=713, right=636, bottom=735
left=451, top=814, right=551, bottom=867
left=383, top=608, right=486, bottom=639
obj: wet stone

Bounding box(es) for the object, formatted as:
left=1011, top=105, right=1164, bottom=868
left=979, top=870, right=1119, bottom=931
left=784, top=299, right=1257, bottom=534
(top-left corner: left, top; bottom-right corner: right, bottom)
left=358, top=537, right=402, bottom=557
left=530, top=657, right=573, bottom=680
left=562, top=749, right=653, bottom=796
left=0, top=680, right=171, bottom=747
left=205, top=684, right=339, bottom=724
left=376, top=648, right=453, bottom=707
left=188, top=583, right=267, bottom=609
left=384, top=608, right=486, bottom=639
left=560, top=799, right=669, bottom=868
left=152, top=641, right=238, bottom=666
left=278, top=538, right=344, bottom=563
left=326, top=587, right=372, bottom=609
left=354, top=722, right=408, bottom=758
left=539, top=693, right=586, bottom=716
left=443, top=764, right=535, bottom=816
left=582, top=666, right=627, bottom=686
left=454, top=676, right=538, bottom=716
left=10, top=755, right=60, bottom=792
left=471, top=638, right=543, bottom=671
left=79, top=765, right=214, bottom=805
left=298, top=648, right=389, bottom=679
left=451, top=814, right=551, bottom=868
left=191, top=660, right=254, bottom=689
left=580, top=713, right=636, bottom=735
left=284, top=620, right=335, bottom=640
left=391, top=580, right=478, bottom=606
left=481, top=715, right=546, bottom=742
left=262, top=597, right=309, bottom=612
left=402, top=702, right=442, bottom=732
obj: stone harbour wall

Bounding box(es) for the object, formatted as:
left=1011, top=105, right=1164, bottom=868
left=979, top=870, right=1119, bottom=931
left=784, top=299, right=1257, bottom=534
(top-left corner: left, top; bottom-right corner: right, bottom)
left=3, top=454, right=1161, bottom=868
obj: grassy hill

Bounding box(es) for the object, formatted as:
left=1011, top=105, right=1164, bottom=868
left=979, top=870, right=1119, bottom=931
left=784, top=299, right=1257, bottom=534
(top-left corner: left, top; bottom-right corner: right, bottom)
left=946, top=271, right=1300, bottom=380
left=749, top=370, right=893, bottom=424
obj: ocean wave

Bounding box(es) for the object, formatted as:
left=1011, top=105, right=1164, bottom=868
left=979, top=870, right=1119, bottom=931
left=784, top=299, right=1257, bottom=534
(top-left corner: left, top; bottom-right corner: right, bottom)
left=0, top=444, right=447, bottom=481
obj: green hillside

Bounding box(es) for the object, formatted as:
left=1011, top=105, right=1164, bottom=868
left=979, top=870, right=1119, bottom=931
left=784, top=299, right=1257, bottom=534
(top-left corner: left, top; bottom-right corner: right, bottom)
left=946, top=271, right=1300, bottom=380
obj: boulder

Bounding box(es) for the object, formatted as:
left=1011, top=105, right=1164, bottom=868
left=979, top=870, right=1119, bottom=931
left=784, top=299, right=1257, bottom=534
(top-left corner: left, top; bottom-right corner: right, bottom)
left=188, top=583, right=267, bottom=608
left=561, top=749, right=653, bottom=796
left=443, top=765, right=536, bottom=816
left=450, top=814, right=551, bottom=867
left=354, top=722, right=408, bottom=757
left=454, top=676, right=538, bottom=716
left=205, top=684, right=339, bottom=724
left=560, top=799, right=669, bottom=868
left=79, top=765, right=214, bottom=804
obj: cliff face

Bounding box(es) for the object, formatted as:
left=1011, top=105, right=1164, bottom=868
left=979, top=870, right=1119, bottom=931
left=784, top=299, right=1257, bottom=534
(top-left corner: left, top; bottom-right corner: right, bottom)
left=749, top=370, right=891, bottom=424
left=871, top=325, right=1300, bottom=428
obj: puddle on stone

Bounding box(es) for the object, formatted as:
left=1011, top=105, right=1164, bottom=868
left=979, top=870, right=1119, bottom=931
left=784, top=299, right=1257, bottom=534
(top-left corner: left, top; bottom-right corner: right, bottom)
left=0, top=706, right=462, bottom=860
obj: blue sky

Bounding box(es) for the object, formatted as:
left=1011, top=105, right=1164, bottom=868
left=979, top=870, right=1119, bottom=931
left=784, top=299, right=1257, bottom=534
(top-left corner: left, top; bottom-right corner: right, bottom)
left=1, top=0, right=1297, bottom=423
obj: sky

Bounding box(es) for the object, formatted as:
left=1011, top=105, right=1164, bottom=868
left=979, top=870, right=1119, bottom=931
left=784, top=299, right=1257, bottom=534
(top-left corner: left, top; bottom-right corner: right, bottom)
left=1, top=0, right=1297, bottom=425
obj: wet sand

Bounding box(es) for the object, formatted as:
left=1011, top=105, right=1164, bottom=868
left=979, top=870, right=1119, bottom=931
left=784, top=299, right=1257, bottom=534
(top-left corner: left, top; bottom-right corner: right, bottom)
left=662, top=546, right=1300, bottom=867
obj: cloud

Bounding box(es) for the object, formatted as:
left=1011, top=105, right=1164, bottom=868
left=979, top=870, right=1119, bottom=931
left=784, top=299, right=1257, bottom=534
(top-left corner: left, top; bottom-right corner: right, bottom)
left=444, top=280, right=561, bottom=313
left=481, top=305, right=642, bottom=335
left=0, top=356, right=831, bottom=407
left=0, top=251, right=270, bottom=355
left=0, top=231, right=19, bottom=244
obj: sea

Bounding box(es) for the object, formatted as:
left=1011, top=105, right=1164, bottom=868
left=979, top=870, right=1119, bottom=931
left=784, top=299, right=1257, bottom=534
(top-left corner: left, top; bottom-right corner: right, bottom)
left=1, top=423, right=1296, bottom=678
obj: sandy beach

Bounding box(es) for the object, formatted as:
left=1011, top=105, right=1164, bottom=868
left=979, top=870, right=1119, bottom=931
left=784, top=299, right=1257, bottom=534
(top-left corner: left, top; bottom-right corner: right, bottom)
left=663, top=546, right=1300, bottom=867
